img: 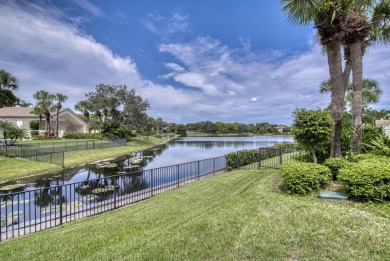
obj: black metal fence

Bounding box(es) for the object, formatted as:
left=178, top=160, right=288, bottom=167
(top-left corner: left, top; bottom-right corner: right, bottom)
left=0, top=155, right=227, bottom=241
left=0, top=146, right=300, bottom=242
left=0, top=139, right=127, bottom=167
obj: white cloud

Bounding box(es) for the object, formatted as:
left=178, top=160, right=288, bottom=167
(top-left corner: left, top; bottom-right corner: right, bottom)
left=1, top=1, right=388, bottom=125
left=72, top=0, right=105, bottom=18
left=144, top=12, right=191, bottom=38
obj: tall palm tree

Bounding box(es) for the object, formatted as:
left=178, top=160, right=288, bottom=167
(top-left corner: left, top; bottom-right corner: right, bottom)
left=282, top=0, right=347, bottom=157
left=0, top=69, right=18, bottom=93
left=53, top=93, right=68, bottom=137
left=33, top=90, right=55, bottom=133
left=342, top=0, right=389, bottom=153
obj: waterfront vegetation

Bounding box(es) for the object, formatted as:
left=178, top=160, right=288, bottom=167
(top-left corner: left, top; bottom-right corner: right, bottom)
left=0, top=135, right=172, bottom=181
left=1, top=169, right=390, bottom=260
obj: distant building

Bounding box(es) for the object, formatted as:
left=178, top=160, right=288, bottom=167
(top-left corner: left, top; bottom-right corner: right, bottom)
left=0, top=107, right=89, bottom=137
left=276, top=125, right=291, bottom=134
left=375, top=119, right=390, bottom=137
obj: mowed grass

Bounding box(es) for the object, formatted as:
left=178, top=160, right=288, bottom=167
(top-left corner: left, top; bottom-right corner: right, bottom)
left=0, top=158, right=61, bottom=181
left=1, top=169, right=390, bottom=260
left=0, top=135, right=173, bottom=181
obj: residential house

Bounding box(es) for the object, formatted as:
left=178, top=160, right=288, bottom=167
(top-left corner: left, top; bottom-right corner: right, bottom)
left=375, top=119, right=390, bottom=137
left=0, top=107, right=89, bottom=137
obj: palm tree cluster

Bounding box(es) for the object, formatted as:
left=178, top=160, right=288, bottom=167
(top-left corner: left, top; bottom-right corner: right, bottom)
left=282, top=0, right=389, bottom=157
left=31, top=90, right=68, bottom=137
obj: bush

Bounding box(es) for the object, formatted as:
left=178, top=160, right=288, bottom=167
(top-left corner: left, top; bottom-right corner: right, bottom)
left=280, top=162, right=331, bottom=195
left=323, top=158, right=352, bottom=180
left=63, top=131, right=104, bottom=140
left=338, top=158, right=390, bottom=201
left=226, top=150, right=257, bottom=170
left=29, top=120, right=40, bottom=130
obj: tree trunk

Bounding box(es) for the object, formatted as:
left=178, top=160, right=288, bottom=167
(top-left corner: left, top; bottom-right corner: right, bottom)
left=350, top=39, right=363, bottom=154
left=311, top=149, right=318, bottom=164
left=56, top=108, right=60, bottom=137
left=46, top=113, right=51, bottom=132
left=343, top=60, right=352, bottom=93
left=326, top=41, right=345, bottom=158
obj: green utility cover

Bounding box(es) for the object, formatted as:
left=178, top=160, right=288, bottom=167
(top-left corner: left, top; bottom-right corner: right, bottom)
left=319, top=191, right=348, bottom=200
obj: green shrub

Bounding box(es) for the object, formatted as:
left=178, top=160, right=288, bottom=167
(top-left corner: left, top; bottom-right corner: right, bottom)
left=29, top=120, right=40, bottom=130
left=226, top=150, right=257, bottom=170
left=154, top=134, right=163, bottom=138
left=323, top=158, right=352, bottom=180
left=353, top=153, right=387, bottom=162
left=63, top=131, right=104, bottom=140
left=280, top=162, right=331, bottom=195
left=338, top=158, right=390, bottom=201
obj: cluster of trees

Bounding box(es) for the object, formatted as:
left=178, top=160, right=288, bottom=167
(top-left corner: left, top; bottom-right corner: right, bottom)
left=0, top=121, right=25, bottom=145
left=74, top=84, right=149, bottom=138
left=182, top=121, right=289, bottom=134
left=282, top=0, right=390, bottom=157
left=31, top=91, right=68, bottom=137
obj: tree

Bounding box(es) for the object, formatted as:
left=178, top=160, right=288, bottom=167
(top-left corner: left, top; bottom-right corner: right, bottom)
left=0, top=69, right=18, bottom=93
left=31, top=106, right=45, bottom=131
left=292, top=108, right=333, bottom=164
left=53, top=93, right=68, bottom=137
left=75, top=100, right=92, bottom=124
left=320, top=78, right=382, bottom=110
left=0, top=89, right=20, bottom=108
left=341, top=0, right=389, bottom=154
left=32, top=90, right=55, bottom=133
left=0, top=121, right=25, bottom=145
left=282, top=0, right=347, bottom=158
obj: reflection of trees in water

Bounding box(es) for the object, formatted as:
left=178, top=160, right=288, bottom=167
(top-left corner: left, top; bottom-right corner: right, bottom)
left=118, top=172, right=148, bottom=195
left=34, top=179, right=67, bottom=208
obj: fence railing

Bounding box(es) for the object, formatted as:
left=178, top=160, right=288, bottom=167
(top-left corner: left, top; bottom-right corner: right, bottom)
left=0, top=139, right=127, bottom=167
left=0, top=146, right=299, bottom=242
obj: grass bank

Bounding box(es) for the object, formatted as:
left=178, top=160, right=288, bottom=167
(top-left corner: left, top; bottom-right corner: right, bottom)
left=0, top=135, right=174, bottom=181
left=1, top=169, right=389, bottom=260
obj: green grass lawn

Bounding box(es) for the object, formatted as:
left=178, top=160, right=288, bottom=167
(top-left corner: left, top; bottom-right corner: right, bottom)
left=0, top=135, right=174, bottom=181
left=0, top=158, right=61, bottom=181
left=1, top=169, right=389, bottom=260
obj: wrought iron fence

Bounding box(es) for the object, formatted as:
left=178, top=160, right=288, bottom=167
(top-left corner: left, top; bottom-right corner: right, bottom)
left=0, top=146, right=300, bottom=241
left=0, top=155, right=227, bottom=241
left=0, top=139, right=127, bottom=167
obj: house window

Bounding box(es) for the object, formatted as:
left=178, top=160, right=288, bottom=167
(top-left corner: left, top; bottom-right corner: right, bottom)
left=16, top=120, right=23, bottom=128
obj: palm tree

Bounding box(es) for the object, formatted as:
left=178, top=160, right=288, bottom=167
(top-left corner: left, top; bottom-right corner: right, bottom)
left=282, top=0, right=347, bottom=157
left=31, top=106, right=45, bottom=131
left=75, top=100, right=92, bottom=124
left=53, top=93, right=68, bottom=137
left=0, top=69, right=18, bottom=93
left=344, top=0, right=389, bottom=153
left=33, top=90, right=55, bottom=133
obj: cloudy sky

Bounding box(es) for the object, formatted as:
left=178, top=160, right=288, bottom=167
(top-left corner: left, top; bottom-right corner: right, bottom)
left=0, top=0, right=389, bottom=125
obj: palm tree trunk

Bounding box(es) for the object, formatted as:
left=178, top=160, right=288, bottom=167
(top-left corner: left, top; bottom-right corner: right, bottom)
left=326, top=41, right=345, bottom=158
left=343, top=60, right=352, bottom=93
left=350, top=39, right=363, bottom=154
left=56, top=109, right=60, bottom=137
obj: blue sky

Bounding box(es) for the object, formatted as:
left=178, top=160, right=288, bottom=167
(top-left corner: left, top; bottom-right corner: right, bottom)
left=0, top=0, right=389, bottom=124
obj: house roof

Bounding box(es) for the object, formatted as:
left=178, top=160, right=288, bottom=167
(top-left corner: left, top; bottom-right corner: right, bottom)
left=0, top=107, right=66, bottom=118
left=375, top=120, right=390, bottom=126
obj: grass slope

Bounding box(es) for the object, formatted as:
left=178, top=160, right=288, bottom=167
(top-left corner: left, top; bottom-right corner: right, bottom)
left=1, top=169, right=389, bottom=260
left=0, top=136, right=172, bottom=181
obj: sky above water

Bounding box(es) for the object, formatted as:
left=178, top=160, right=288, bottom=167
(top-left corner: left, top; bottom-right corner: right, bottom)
left=0, top=0, right=389, bottom=124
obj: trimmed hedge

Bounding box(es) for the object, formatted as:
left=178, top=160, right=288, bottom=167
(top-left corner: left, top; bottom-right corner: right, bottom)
left=338, top=157, right=390, bottom=201
left=281, top=162, right=331, bottom=195
left=63, top=131, right=104, bottom=140
left=226, top=150, right=256, bottom=171
left=322, top=158, right=352, bottom=180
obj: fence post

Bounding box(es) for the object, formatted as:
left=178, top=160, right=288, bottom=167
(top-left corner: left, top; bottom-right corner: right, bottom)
left=35, top=148, right=38, bottom=161
left=280, top=147, right=283, bottom=165
left=257, top=149, right=260, bottom=170
left=198, top=161, right=200, bottom=180
left=177, top=164, right=180, bottom=188
left=113, top=177, right=117, bottom=209
left=93, top=140, right=95, bottom=149
left=5, top=144, right=7, bottom=154
left=50, top=153, right=52, bottom=164
left=20, top=146, right=23, bottom=157
left=59, top=186, right=63, bottom=225
left=213, top=157, right=215, bottom=175
left=151, top=169, right=154, bottom=197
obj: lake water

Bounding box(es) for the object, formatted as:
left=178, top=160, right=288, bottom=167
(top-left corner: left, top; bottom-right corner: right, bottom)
left=1, top=135, right=294, bottom=230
